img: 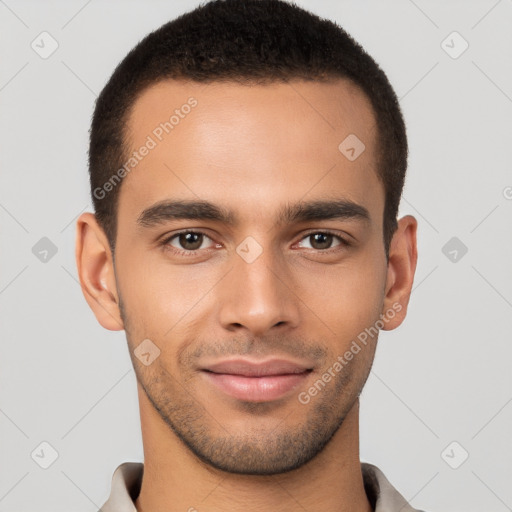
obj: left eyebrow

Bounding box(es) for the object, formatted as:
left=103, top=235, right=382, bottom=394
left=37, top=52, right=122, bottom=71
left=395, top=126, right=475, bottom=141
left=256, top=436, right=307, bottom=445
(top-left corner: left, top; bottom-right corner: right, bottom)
left=136, top=198, right=370, bottom=228
left=277, top=199, right=370, bottom=226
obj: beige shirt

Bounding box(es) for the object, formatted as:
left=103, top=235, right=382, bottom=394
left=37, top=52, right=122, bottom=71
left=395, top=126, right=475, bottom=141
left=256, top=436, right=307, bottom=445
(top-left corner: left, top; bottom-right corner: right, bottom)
left=99, top=462, right=426, bottom=511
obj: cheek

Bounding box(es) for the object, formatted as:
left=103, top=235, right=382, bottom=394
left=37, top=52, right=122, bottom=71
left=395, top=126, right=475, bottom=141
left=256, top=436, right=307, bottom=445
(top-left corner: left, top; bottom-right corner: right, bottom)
left=292, top=251, right=387, bottom=345
left=115, top=248, right=223, bottom=338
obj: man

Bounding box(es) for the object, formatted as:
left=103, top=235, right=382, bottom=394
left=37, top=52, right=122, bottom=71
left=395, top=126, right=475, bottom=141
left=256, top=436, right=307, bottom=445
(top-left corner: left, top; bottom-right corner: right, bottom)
left=76, top=0, right=422, bottom=510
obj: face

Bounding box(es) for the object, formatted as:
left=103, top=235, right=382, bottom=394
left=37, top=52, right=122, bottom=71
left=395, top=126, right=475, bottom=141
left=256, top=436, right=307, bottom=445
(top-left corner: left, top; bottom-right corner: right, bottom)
left=78, top=78, right=416, bottom=475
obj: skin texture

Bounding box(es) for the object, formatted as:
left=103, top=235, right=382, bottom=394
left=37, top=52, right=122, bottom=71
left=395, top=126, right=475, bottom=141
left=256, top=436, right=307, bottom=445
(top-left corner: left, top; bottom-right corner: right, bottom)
left=76, top=78, right=417, bottom=512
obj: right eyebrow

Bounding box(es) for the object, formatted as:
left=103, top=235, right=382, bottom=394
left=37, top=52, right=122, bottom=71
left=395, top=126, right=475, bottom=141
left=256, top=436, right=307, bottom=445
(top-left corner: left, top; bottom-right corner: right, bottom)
left=137, top=199, right=234, bottom=228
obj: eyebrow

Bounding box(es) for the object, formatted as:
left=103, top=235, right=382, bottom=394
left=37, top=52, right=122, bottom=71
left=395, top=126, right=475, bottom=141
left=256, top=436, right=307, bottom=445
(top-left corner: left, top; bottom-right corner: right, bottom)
left=137, top=198, right=370, bottom=228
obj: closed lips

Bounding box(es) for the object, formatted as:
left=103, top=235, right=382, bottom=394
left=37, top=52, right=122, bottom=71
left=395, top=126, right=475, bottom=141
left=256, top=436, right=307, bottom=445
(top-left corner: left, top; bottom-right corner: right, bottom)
left=202, top=359, right=313, bottom=377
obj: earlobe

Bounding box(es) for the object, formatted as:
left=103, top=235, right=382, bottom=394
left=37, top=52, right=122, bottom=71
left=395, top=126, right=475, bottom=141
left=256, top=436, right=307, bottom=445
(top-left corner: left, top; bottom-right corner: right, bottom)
left=75, top=212, right=124, bottom=331
left=381, top=215, right=418, bottom=331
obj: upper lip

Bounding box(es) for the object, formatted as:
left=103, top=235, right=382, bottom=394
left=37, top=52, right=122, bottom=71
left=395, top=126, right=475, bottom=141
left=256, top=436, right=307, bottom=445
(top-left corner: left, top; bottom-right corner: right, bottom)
left=202, top=359, right=312, bottom=377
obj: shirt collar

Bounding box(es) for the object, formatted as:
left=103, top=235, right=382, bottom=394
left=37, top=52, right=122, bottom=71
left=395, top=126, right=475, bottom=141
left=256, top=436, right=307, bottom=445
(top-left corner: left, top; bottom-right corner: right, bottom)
left=100, top=461, right=422, bottom=512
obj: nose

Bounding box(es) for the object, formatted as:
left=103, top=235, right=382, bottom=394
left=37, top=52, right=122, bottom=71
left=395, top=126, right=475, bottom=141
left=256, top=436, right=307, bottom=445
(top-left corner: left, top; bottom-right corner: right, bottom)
left=216, top=245, right=300, bottom=337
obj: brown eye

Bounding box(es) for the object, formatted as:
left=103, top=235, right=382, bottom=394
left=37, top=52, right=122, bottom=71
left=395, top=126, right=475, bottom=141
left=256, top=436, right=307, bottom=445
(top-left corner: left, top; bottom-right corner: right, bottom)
left=180, top=232, right=203, bottom=250
left=169, top=232, right=208, bottom=251
left=309, top=233, right=333, bottom=250
left=297, top=232, right=346, bottom=251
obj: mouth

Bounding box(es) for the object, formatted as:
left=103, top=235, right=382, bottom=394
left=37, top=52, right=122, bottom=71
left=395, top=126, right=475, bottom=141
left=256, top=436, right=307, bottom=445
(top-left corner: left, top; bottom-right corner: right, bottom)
left=200, top=359, right=313, bottom=402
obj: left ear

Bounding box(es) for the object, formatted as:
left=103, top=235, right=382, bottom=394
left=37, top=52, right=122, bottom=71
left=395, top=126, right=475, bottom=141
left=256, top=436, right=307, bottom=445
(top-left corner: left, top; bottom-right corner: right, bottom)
left=381, top=215, right=418, bottom=330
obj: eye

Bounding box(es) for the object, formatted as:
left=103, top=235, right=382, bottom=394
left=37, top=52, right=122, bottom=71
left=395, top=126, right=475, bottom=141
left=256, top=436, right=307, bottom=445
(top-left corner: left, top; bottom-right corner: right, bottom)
left=165, top=231, right=216, bottom=252
left=297, top=231, right=348, bottom=251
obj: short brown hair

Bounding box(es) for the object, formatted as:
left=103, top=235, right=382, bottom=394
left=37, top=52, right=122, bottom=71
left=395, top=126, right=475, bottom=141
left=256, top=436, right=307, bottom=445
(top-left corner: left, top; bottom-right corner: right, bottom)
left=89, top=0, right=408, bottom=257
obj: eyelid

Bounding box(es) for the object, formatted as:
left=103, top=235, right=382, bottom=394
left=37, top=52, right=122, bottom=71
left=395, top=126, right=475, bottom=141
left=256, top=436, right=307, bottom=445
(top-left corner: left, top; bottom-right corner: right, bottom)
left=161, top=229, right=219, bottom=251
left=295, top=229, right=352, bottom=249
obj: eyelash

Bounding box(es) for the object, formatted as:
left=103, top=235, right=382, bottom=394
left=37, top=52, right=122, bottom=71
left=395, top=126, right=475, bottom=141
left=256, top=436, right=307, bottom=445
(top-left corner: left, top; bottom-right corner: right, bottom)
left=159, top=229, right=352, bottom=257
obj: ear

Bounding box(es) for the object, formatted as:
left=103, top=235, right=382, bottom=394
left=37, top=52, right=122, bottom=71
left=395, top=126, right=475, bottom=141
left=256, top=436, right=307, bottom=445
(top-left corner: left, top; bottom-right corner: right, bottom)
left=75, top=212, right=124, bottom=331
left=381, top=215, right=418, bottom=330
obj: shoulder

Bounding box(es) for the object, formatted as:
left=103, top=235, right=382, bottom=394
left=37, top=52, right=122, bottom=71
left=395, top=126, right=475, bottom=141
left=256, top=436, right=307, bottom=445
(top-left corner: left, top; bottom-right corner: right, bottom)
left=361, top=462, right=430, bottom=512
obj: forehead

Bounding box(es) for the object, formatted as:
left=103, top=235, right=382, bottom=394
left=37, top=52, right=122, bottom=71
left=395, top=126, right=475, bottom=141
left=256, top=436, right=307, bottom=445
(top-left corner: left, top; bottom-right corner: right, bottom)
left=119, top=78, right=382, bottom=224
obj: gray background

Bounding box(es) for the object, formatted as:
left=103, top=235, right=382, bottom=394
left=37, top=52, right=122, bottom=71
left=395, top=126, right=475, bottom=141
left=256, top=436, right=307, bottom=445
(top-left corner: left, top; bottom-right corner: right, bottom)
left=1, top=0, right=511, bottom=510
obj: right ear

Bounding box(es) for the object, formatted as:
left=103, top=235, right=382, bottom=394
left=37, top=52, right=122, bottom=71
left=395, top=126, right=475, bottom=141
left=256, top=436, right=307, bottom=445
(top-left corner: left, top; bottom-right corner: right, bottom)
left=75, top=213, right=124, bottom=331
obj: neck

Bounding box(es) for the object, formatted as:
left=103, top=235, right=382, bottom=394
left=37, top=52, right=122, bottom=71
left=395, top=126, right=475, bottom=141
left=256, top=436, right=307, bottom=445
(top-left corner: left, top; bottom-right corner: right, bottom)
left=134, top=383, right=372, bottom=512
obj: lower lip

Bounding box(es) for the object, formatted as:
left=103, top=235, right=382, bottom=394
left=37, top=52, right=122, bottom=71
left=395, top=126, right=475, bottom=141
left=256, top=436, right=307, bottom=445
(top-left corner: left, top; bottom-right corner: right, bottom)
left=202, top=371, right=310, bottom=402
